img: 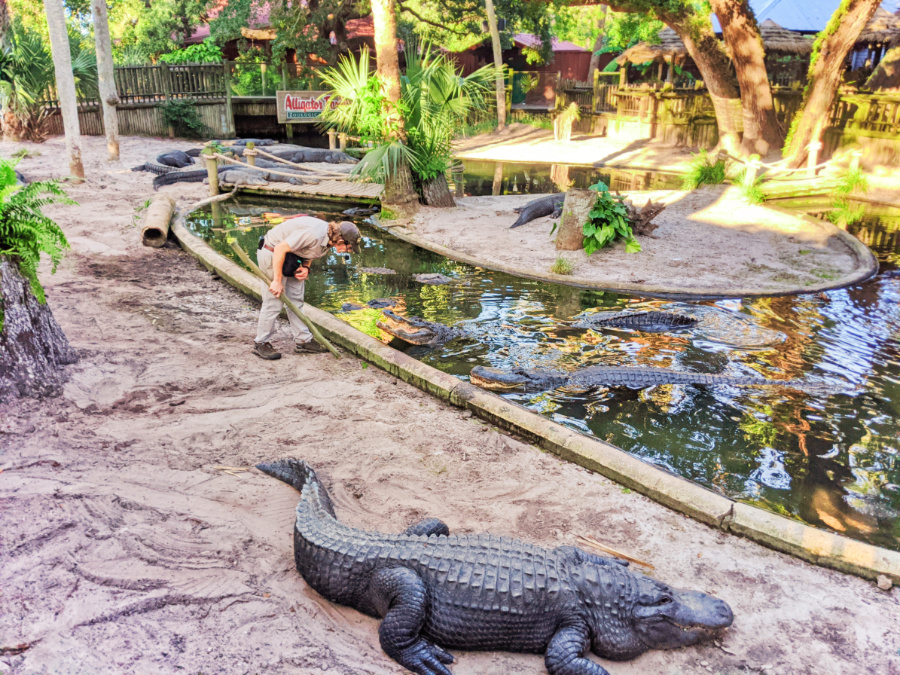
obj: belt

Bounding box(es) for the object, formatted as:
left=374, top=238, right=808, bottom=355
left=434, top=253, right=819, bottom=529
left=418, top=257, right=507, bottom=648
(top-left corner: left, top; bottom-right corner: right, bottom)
left=263, top=243, right=274, bottom=252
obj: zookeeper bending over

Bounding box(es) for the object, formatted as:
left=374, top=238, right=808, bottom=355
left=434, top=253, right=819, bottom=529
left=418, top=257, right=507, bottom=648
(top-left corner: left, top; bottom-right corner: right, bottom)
left=253, top=216, right=361, bottom=360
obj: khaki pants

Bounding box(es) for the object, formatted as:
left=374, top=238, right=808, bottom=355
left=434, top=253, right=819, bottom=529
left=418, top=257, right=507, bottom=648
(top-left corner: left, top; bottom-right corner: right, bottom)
left=254, top=248, right=312, bottom=345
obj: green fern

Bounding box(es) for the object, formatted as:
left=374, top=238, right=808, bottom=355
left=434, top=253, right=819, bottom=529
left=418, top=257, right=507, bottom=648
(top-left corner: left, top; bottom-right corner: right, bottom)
left=0, top=159, right=74, bottom=303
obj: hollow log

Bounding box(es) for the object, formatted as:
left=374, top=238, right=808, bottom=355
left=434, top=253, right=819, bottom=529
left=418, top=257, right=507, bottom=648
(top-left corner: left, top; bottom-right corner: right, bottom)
left=555, top=189, right=596, bottom=251
left=141, top=195, right=176, bottom=248
left=0, top=255, right=78, bottom=401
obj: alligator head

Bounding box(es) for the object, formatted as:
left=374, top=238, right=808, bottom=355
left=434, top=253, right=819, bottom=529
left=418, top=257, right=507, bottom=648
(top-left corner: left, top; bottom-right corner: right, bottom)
left=377, top=309, right=448, bottom=346
left=582, top=566, right=733, bottom=661
left=469, top=366, right=568, bottom=391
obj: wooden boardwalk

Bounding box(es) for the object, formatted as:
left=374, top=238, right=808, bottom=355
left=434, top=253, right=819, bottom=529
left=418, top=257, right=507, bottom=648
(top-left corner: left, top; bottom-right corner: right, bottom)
left=223, top=179, right=383, bottom=204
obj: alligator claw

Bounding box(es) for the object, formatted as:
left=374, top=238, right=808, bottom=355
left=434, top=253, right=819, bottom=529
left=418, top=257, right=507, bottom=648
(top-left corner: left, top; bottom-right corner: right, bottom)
left=396, top=638, right=454, bottom=675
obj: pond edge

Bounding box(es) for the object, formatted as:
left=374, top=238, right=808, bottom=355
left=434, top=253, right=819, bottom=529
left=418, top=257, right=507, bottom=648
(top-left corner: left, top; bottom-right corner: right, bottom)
left=376, top=208, right=879, bottom=299
left=170, top=207, right=899, bottom=585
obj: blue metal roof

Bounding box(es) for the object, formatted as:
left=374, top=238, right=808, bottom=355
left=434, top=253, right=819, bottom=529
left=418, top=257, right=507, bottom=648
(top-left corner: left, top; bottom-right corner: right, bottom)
left=710, top=0, right=897, bottom=34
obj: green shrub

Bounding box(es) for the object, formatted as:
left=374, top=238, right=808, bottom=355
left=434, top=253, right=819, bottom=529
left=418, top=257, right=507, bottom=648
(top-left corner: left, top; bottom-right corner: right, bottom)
left=160, top=98, right=206, bottom=138
left=158, top=39, right=223, bottom=64
left=828, top=166, right=869, bottom=227
left=0, top=159, right=73, bottom=303
left=681, top=149, right=728, bottom=190
left=733, top=167, right=766, bottom=205
left=583, top=180, right=640, bottom=255
left=550, top=256, right=574, bottom=275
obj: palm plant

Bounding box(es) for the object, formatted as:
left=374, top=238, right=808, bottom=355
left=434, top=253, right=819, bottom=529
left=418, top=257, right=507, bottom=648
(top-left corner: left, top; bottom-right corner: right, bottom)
left=0, top=20, right=98, bottom=142
left=318, top=44, right=495, bottom=207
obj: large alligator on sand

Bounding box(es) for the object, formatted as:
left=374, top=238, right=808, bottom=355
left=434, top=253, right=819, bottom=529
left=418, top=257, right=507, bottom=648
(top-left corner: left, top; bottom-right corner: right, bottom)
left=377, top=309, right=467, bottom=347
left=470, top=364, right=801, bottom=392
left=511, top=194, right=566, bottom=228
left=574, top=311, right=698, bottom=333
left=257, top=458, right=733, bottom=675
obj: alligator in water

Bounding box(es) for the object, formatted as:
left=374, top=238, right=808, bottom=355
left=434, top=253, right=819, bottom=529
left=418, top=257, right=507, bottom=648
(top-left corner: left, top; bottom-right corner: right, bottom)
left=257, top=458, right=733, bottom=675
left=470, top=364, right=801, bottom=392
left=574, top=311, right=698, bottom=333
left=511, top=194, right=566, bottom=228
left=377, top=309, right=467, bottom=347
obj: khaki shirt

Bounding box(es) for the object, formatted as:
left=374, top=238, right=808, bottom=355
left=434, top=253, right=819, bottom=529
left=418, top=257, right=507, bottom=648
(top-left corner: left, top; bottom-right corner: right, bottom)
left=265, top=216, right=330, bottom=261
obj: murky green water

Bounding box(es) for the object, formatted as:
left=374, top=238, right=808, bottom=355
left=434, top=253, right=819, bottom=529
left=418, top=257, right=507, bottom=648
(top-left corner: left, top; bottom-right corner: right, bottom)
left=187, top=192, right=900, bottom=552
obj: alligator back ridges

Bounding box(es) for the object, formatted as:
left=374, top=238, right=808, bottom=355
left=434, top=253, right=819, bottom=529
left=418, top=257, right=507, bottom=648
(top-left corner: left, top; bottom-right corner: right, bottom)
left=576, top=310, right=698, bottom=332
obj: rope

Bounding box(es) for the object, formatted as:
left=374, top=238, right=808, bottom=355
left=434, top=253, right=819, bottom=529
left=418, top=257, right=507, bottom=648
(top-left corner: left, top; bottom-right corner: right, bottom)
left=253, top=147, right=354, bottom=178
left=211, top=153, right=326, bottom=184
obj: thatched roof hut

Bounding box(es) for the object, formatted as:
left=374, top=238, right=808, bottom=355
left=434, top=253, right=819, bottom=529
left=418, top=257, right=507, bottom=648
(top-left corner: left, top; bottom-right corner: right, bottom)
left=857, top=8, right=900, bottom=46
left=616, top=28, right=688, bottom=66
left=617, top=21, right=812, bottom=66
left=758, top=19, right=814, bottom=55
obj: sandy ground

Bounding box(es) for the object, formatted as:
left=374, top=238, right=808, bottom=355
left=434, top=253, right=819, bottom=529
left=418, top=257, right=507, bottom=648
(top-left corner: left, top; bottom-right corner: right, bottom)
left=2, top=136, right=899, bottom=675
left=454, top=124, right=701, bottom=171
left=403, top=187, right=867, bottom=295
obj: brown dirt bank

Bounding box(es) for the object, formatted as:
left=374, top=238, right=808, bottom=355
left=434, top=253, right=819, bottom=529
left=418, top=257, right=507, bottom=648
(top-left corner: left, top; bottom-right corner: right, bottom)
left=1, top=136, right=898, bottom=675
left=399, top=187, right=876, bottom=297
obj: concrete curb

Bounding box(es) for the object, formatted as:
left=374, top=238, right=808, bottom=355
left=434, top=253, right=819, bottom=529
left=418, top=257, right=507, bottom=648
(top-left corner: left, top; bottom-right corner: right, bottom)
left=377, top=210, right=879, bottom=300
left=170, top=209, right=900, bottom=585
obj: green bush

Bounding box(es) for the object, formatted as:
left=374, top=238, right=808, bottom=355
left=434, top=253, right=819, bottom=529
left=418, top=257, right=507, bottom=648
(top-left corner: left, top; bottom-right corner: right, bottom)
left=158, top=39, right=223, bottom=64
left=681, top=149, right=728, bottom=190
left=583, top=180, right=640, bottom=255
left=733, top=167, right=766, bottom=205
left=0, top=159, right=73, bottom=303
left=550, top=256, right=574, bottom=275
left=828, top=166, right=869, bottom=227
left=160, top=98, right=206, bottom=138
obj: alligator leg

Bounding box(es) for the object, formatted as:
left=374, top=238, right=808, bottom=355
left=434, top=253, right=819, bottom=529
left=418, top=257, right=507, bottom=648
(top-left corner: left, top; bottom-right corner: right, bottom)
left=404, top=518, right=450, bottom=537
left=545, top=625, right=610, bottom=675
left=369, top=567, right=455, bottom=675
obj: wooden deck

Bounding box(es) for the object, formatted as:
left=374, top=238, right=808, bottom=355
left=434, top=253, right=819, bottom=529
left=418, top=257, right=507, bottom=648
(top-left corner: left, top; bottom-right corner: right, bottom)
left=222, top=179, right=383, bottom=204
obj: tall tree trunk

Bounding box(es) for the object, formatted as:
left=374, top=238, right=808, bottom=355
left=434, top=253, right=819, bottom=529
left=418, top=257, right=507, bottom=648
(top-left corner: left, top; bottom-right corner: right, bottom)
left=784, top=0, right=882, bottom=167
left=587, top=5, right=609, bottom=85
left=43, top=0, right=84, bottom=181
left=606, top=1, right=743, bottom=154
left=370, top=0, right=419, bottom=211
left=0, top=0, right=11, bottom=51
left=0, top=256, right=78, bottom=401
left=485, top=0, right=506, bottom=130
left=92, top=0, right=120, bottom=161
left=709, top=0, right=783, bottom=154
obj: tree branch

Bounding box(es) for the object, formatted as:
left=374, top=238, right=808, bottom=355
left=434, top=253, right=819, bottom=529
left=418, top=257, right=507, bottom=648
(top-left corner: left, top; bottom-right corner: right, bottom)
left=398, top=1, right=468, bottom=35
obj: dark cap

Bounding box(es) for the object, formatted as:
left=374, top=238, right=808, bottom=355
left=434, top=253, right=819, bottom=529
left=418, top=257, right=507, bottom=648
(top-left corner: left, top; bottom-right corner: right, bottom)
left=339, top=221, right=361, bottom=253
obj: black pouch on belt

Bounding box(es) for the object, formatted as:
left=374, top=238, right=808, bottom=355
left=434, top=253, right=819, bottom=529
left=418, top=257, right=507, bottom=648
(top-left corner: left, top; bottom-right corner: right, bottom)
left=282, top=253, right=304, bottom=278
left=257, top=236, right=265, bottom=250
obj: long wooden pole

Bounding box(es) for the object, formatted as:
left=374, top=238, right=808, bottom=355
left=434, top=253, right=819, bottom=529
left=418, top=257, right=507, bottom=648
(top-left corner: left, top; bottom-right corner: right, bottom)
left=485, top=0, right=506, bottom=130
left=228, top=240, right=341, bottom=359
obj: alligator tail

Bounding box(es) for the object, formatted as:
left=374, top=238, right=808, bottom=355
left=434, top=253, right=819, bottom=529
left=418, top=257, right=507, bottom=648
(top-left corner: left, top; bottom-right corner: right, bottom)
left=256, top=458, right=337, bottom=518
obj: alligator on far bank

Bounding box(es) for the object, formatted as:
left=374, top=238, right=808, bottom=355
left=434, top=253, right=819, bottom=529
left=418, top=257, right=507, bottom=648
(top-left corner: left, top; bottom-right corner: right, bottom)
left=377, top=309, right=467, bottom=347
left=470, top=364, right=802, bottom=392
left=257, top=458, right=734, bottom=675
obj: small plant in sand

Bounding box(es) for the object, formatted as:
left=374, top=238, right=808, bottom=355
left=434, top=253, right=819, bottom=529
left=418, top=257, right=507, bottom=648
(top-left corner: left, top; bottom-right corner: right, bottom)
left=583, top=180, right=641, bottom=255
left=681, top=149, right=728, bottom=190
left=828, top=166, right=869, bottom=227
left=733, top=167, right=766, bottom=205
left=553, top=103, right=581, bottom=142
left=0, top=158, right=73, bottom=302
left=550, top=256, right=574, bottom=275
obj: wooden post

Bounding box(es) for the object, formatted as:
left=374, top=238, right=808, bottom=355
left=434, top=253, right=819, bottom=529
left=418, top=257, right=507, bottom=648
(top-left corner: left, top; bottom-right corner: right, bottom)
left=327, top=129, right=336, bottom=150
left=555, top=189, right=596, bottom=251
left=339, top=132, right=347, bottom=150
left=492, top=162, right=504, bottom=196
left=260, top=62, right=267, bottom=97
left=223, top=61, right=234, bottom=138
left=849, top=149, right=862, bottom=172
left=281, top=63, right=294, bottom=140
left=807, top=140, right=822, bottom=177
left=619, top=67, right=627, bottom=87
left=203, top=147, right=219, bottom=196
left=244, top=142, right=257, bottom=166
left=592, top=68, right=600, bottom=113
left=162, top=64, right=174, bottom=138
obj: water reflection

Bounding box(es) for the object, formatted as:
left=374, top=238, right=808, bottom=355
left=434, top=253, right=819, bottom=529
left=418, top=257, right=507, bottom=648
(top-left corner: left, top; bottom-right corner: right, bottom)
left=186, top=199, right=900, bottom=551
